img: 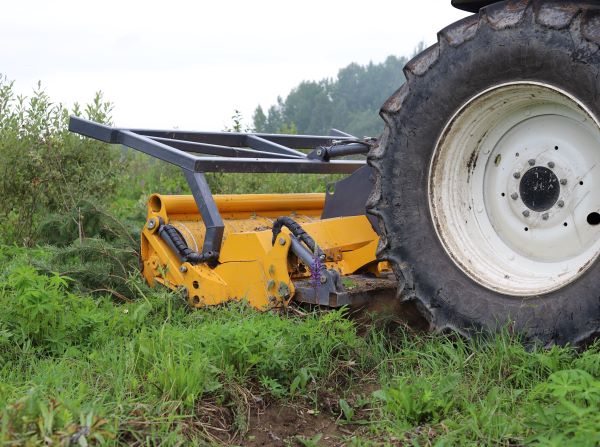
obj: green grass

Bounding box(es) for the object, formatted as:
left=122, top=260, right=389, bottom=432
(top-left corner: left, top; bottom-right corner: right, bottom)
left=1, top=246, right=600, bottom=446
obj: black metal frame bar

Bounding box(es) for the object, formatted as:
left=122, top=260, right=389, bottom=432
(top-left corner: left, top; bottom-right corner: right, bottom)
left=183, top=170, right=224, bottom=256
left=68, top=116, right=371, bottom=262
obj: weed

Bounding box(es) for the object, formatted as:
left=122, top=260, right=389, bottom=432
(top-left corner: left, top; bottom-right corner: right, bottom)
left=373, top=373, right=461, bottom=429
left=295, top=433, right=323, bottom=447
left=524, top=369, right=600, bottom=446
left=339, top=398, right=354, bottom=422
left=342, top=277, right=357, bottom=290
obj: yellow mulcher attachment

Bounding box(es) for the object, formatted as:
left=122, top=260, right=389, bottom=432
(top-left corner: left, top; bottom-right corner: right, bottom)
left=69, top=117, right=395, bottom=309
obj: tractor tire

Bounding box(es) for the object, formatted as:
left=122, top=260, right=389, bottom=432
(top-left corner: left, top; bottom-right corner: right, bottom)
left=369, top=0, right=600, bottom=346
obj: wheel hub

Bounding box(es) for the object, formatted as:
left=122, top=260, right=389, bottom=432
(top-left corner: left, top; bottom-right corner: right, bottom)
left=519, top=166, right=560, bottom=212
left=429, top=82, right=600, bottom=296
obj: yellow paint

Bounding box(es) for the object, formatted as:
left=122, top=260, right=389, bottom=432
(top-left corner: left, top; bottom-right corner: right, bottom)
left=140, top=193, right=387, bottom=309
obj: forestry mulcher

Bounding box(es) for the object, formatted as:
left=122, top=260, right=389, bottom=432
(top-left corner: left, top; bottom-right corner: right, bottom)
left=70, top=0, right=600, bottom=346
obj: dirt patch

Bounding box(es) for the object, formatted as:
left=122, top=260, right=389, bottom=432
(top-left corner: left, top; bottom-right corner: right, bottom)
left=240, top=384, right=385, bottom=447
left=243, top=401, right=351, bottom=446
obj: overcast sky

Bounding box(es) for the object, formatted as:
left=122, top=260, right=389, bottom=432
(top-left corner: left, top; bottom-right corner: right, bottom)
left=2, top=1, right=468, bottom=131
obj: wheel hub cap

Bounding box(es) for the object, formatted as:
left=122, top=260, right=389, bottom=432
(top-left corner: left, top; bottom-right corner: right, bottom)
left=519, top=166, right=560, bottom=212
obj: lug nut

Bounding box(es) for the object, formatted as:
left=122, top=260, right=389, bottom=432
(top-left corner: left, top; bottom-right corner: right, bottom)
left=511, top=192, right=519, bottom=200
left=522, top=210, right=530, bottom=217
left=548, top=161, right=555, bottom=168
left=557, top=200, right=564, bottom=208
left=560, top=179, right=568, bottom=185
left=542, top=213, right=549, bottom=221
left=513, top=172, right=521, bottom=179
left=528, top=159, right=536, bottom=166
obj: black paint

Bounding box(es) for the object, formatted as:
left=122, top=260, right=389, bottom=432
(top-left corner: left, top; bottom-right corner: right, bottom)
left=519, top=166, right=560, bottom=212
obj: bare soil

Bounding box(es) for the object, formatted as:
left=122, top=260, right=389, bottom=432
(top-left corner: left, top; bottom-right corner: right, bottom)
left=241, top=384, right=385, bottom=447
left=244, top=402, right=345, bottom=446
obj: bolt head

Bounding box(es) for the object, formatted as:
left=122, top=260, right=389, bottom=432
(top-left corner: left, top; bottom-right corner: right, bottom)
left=179, top=265, right=187, bottom=273
left=319, top=254, right=326, bottom=261
left=147, top=219, right=155, bottom=229
left=511, top=192, right=519, bottom=200
left=542, top=213, right=549, bottom=220
left=557, top=200, right=564, bottom=208
left=320, top=274, right=327, bottom=284
left=316, top=149, right=323, bottom=156
left=278, top=237, right=286, bottom=246
left=548, top=161, right=555, bottom=169
left=522, top=210, right=530, bottom=217
left=513, top=172, right=521, bottom=179
left=528, top=159, right=536, bottom=166
left=560, top=179, right=568, bottom=185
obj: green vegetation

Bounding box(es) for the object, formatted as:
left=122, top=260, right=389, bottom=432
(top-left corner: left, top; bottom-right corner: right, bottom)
left=0, top=76, right=122, bottom=246
left=0, top=247, right=366, bottom=445
left=2, top=65, right=600, bottom=445
left=2, top=246, right=600, bottom=445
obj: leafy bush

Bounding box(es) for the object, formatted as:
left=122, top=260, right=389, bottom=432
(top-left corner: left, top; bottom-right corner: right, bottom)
left=0, top=75, right=124, bottom=245
left=0, top=263, right=137, bottom=356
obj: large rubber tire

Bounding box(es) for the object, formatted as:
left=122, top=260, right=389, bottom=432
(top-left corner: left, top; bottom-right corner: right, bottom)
left=368, top=0, right=600, bottom=346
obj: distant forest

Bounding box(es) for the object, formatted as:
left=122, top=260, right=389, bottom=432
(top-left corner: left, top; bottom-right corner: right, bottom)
left=252, top=53, right=414, bottom=138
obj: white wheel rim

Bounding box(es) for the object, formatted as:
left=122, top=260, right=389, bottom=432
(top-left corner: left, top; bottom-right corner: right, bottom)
left=429, top=82, right=600, bottom=296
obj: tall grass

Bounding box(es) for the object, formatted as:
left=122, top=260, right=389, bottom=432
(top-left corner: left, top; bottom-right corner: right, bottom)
left=2, top=246, right=600, bottom=445
left=0, top=246, right=371, bottom=445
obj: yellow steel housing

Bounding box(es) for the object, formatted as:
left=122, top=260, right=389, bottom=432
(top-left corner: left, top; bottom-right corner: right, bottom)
left=141, top=193, right=383, bottom=309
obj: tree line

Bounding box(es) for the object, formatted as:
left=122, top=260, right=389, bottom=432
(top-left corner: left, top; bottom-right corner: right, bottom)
left=252, top=54, right=412, bottom=138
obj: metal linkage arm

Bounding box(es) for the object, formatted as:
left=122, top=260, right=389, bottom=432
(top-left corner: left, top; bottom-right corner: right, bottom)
left=69, top=117, right=366, bottom=173
left=68, top=116, right=373, bottom=263
left=183, top=170, right=224, bottom=260
left=69, top=117, right=199, bottom=171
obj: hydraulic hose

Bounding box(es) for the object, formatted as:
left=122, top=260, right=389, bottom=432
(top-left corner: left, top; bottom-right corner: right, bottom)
left=271, top=217, right=324, bottom=258
left=158, top=224, right=218, bottom=264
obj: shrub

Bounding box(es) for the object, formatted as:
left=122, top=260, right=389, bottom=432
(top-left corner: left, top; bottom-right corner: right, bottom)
left=0, top=75, right=124, bottom=245
left=0, top=261, right=136, bottom=356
